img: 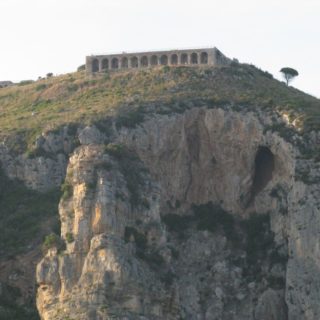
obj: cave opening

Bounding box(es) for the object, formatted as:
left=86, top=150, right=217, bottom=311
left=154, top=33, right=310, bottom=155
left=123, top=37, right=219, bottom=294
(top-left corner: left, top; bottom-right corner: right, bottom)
left=251, top=146, right=275, bottom=199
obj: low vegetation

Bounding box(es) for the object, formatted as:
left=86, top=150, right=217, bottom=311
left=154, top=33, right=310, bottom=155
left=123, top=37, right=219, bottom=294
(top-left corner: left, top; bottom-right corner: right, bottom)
left=163, top=203, right=287, bottom=288
left=162, top=213, right=192, bottom=233
left=124, top=226, right=164, bottom=266
left=0, top=169, right=60, bottom=319
left=0, top=168, right=61, bottom=256
left=0, top=283, right=39, bottom=320
left=65, top=232, right=74, bottom=243
left=124, top=226, right=147, bottom=249
left=61, top=180, right=73, bottom=200
left=42, top=233, right=64, bottom=252
left=0, top=63, right=319, bottom=153
left=162, top=202, right=235, bottom=239
left=192, top=202, right=235, bottom=235
left=241, top=214, right=274, bottom=266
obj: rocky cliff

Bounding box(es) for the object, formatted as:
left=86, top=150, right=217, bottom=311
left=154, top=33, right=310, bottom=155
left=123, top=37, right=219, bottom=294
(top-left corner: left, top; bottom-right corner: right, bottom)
left=0, top=64, right=319, bottom=320
left=34, top=107, right=319, bottom=320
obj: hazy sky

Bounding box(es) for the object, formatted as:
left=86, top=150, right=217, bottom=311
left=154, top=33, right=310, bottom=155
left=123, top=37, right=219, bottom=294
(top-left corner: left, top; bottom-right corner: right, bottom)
left=0, top=0, right=319, bottom=97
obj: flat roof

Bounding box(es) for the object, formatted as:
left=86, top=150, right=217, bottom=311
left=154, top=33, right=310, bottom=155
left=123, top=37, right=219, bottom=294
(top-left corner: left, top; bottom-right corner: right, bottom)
left=88, top=47, right=217, bottom=58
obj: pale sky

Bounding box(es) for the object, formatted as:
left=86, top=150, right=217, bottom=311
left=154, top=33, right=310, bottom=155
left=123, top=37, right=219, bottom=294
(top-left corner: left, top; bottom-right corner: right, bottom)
left=0, top=0, right=319, bottom=97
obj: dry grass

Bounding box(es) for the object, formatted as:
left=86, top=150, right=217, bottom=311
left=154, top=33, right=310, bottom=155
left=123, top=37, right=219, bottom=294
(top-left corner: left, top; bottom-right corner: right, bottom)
left=0, top=64, right=319, bottom=148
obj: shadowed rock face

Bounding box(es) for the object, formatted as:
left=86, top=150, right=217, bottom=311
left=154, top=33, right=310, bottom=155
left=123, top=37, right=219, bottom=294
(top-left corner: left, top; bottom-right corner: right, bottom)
left=253, top=147, right=275, bottom=194
left=247, top=146, right=275, bottom=205
left=33, top=107, right=320, bottom=320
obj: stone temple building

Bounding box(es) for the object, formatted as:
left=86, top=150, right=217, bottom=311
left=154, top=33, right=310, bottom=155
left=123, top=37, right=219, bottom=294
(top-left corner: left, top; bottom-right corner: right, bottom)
left=0, top=81, right=13, bottom=88
left=86, top=47, right=230, bottom=73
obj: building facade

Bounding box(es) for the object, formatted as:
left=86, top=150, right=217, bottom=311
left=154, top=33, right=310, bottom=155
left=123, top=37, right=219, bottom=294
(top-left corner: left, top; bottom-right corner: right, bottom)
left=0, top=81, right=13, bottom=88
left=86, top=47, right=230, bottom=73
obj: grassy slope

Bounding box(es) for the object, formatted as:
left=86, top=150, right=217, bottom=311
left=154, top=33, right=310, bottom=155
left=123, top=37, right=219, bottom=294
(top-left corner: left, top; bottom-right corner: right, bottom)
left=0, top=63, right=319, bottom=150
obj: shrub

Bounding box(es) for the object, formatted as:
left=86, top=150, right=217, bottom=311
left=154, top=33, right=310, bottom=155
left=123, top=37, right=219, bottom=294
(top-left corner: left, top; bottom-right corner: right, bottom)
left=104, top=143, right=129, bottom=159
left=124, top=226, right=147, bottom=250
left=141, top=198, right=150, bottom=209
left=161, top=271, right=176, bottom=286
left=104, top=144, right=146, bottom=207
left=163, top=65, right=170, bottom=73
left=35, top=84, right=47, bottom=91
left=96, top=162, right=112, bottom=171
left=77, top=64, right=86, bottom=72
left=267, top=275, right=285, bottom=289
left=162, top=214, right=193, bottom=232
left=263, top=122, right=294, bottom=142
left=86, top=182, right=96, bottom=191
left=170, top=247, right=179, bottom=259
left=103, top=72, right=110, bottom=80
left=270, top=249, right=288, bottom=265
left=67, top=84, right=79, bottom=92
left=241, top=213, right=274, bottom=265
left=192, top=202, right=235, bottom=235
left=18, top=80, right=34, bottom=86
left=0, top=167, right=61, bottom=256
left=138, top=251, right=165, bottom=266
left=269, top=184, right=286, bottom=200
left=0, top=283, right=40, bottom=320
left=115, top=107, right=145, bottom=129
left=65, top=232, right=74, bottom=243
left=42, top=233, right=62, bottom=251
left=61, top=181, right=73, bottom=200
left=124, top=226, right=165, bottom=267
left=25, top=147, right=53, bottom=159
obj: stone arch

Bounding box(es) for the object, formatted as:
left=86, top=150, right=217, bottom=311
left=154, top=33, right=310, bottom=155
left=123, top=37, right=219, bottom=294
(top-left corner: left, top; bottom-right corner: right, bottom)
left=150, top=55, right=158, bottom=66
left=171, top=54, right=178, bottom=65
left=111, top=58, right=119, bottom=69
left=191, top=53, right=198, bottom=64
left=121, top=57, right=128, bottom=69
left=131, top=56, right=138, bottom=68
left=200, top=52, right=208, bottom=64
left=160, top=55, right=168, bottom=65
left=141, top=56, right=148, bottom=67
left=181, top=53, right=188, bottom=65
left=92, top=59, right=99, bottom=72
left=102, top=58, right=109, bottom=70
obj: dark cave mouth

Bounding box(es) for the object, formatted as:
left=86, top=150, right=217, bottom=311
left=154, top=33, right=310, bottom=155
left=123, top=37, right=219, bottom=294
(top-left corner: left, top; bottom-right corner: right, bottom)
left=251, top=146, right=275, bottom=200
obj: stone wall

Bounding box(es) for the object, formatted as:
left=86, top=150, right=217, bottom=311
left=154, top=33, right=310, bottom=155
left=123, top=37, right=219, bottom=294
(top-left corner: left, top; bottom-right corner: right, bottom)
left=86, top=47, right=230, bottom=73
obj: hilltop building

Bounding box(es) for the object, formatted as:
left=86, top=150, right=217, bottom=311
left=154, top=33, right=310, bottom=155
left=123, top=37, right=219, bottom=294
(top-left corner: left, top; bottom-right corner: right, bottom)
left=86, top=47, right=230, bottom=73
left=0, top=81, right=13, bottom=88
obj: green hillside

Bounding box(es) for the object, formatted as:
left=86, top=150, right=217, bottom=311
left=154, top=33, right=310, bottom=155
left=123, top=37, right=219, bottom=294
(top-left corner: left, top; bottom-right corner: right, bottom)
left=0, top=63, right=319, bottom=152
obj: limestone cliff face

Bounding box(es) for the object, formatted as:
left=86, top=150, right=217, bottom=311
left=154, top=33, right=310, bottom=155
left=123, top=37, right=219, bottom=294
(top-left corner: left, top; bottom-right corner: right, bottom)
left=34, top=107, right=320, bottom=320
left=0, top=127, right=76, bottom=191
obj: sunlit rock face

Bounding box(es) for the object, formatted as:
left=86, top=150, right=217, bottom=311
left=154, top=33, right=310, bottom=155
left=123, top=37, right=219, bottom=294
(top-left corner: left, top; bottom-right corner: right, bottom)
left=36, top=107, right=320, bottom=320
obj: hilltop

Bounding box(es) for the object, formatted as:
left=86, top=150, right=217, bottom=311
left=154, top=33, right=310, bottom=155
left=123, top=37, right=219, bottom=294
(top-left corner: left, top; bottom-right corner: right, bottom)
left=0, top=63, right=319, bottom=153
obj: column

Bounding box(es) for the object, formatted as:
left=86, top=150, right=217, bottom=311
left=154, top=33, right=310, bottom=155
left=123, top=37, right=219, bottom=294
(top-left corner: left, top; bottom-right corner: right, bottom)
left=98, top=59, right=103, bottom=72
left=118, top=56, right=122, bottom=70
